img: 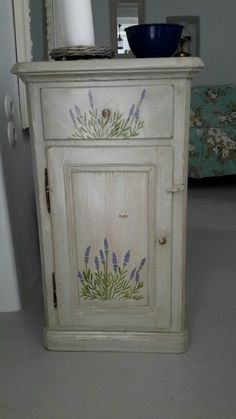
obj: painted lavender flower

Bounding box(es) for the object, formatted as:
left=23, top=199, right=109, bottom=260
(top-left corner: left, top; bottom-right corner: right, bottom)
left=104, top=238, right=109, bottom=254
left=129, top=268, right=136, bottom=281
left=140, top=89, right=146, bottom=101
left=112, top=252, right=118, bottom=273
left=77, top=271, right=84, bottom=284
left=139, top=258, right=146, bottom=270
left=88, top=90, right=94, bottom=108
left=78, top=239, right=146, bottom=301
left=99, top=249, right=105, bottom=265
left=123, top=250, right=130, bottom=267
left=75, top=105, right=81, bottom=117
left=69, top=109, right=76, bottom=124
left=135, top=271, right=140, bottom=283
left=68, top=89, right=145, bottom=140
left=134, top=108, right=140, bottom=120
left=95, top=256, right=100, bottom=271
left=128, top=104, right=135, bottom=118
left=84, top=246, right=91, bottom=265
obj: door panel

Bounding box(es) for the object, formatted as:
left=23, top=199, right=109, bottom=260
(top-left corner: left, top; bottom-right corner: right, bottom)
left=70, top=167, right=149, bottom=306
left=47, top=146, right=173, bottom=330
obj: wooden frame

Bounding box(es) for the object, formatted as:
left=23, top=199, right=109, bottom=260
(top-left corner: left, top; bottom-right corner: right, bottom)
left=12, top=0, right=32, bottom=129
left=109, top=0, right=145, bottom=55
left=45, top=0, right=66, bottom=55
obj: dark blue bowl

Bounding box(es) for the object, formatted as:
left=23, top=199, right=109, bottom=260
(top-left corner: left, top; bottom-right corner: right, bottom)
left=125, top=24, right=183, bottom=58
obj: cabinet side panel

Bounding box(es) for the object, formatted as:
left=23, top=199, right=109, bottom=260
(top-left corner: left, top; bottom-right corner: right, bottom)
left=155, top=146, right=174, bottom=329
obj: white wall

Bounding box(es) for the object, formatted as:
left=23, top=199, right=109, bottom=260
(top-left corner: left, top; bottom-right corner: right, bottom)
left=0, top=162, right=21, bottom=311
left=0, top=1, right=40, bottom=311
left=93, top=0, right=236, bottom=86
left=30, top=0, right=46, bottom=60
left=145, top=0, right=236, bottom=85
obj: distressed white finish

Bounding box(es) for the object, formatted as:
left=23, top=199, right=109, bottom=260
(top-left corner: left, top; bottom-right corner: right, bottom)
left=47, top=146, right=173, bottom=329
left=41, top=84, right=173, bottom=139
left=45, top=0, right=66, bottom=53
left=12, top=0, right=32, bottom=129
left=12, top=58, right=203, bottom=352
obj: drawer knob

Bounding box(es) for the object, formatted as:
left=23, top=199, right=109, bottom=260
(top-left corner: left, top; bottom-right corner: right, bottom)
left=102, top=108, right=111, bottom=119
left=158, top=237, right=167, bottom=245
left=119, top=210, right=128, bottom=219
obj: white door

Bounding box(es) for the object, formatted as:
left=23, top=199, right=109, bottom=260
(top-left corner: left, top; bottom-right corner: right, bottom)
left=47, top=146, right=173, bottom=331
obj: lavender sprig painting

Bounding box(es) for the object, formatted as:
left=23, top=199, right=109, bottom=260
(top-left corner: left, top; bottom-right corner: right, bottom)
left=77, top=238, right=146, bottom=301
left=69, top=89, right=146, bottom=140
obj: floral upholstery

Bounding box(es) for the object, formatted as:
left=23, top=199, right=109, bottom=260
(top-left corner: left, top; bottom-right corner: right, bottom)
left=189, top=85, right=236, bottom=178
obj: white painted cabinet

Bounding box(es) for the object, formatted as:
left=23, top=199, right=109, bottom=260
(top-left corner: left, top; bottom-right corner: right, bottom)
left=13, top=58, right=203, bottom=352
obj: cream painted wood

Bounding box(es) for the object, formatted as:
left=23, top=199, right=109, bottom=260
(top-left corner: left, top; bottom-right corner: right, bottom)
left=12, top=58, right=204, bottom=352
left=41, top=84, right=174, bottom=140
left=44, top=329, right=189, bottom=353
left=47, top=146, right=173, bottom=330
left=45, top=0, right=66, bottom=54
left=12, top=0, right=32, bottom=128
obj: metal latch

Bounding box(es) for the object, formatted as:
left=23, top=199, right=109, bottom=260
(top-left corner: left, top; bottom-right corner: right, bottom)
left=166, top=184, right=184, bottom=193
left=45, top=168, right=51, bottom=213
left=52, top=272, right=57, bottom=309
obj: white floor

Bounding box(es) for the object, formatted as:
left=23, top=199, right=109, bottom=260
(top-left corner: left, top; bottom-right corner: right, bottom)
left=1, top=179, right=236, bottom=419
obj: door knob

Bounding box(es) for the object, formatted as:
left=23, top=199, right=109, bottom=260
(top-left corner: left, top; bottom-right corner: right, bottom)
left=102, top=108, right=111, bottom=118
left=158, top=237, right=167, bottom=245
left=119, top=210, right=128, bottom=219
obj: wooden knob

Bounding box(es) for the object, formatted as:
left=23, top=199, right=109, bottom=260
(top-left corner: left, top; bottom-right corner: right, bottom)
left=102, top=109, right=111, bottom=118
left=158, top=237, right=167, bottom=245
left=119, top=210, right=128, bottom=219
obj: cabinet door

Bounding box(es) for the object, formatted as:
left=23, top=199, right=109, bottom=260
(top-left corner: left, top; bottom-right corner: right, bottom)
left=47, top=146, right=173, bottom=330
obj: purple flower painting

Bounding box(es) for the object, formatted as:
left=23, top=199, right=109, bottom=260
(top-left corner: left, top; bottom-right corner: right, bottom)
left=69, top=89, right=146, bottom=140
left=77, top=239, right=146, bottom=301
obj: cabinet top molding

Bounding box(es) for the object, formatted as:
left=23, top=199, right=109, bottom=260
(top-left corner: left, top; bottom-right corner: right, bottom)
left=12, top=57, right=204, bottom=83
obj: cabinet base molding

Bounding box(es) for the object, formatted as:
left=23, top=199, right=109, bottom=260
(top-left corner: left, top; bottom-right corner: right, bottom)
left=43, top=328, right=189, bottom=353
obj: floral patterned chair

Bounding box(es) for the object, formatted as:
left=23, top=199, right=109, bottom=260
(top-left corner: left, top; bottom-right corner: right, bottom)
left=189, top=85, right=236, bottom=178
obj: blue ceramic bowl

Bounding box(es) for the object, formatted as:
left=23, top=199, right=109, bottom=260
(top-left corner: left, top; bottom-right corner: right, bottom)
left=125, top=24, right=183, bottom=58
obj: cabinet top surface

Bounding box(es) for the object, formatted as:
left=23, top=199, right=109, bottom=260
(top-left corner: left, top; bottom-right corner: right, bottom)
left=12, top=57, right=204, bottom=81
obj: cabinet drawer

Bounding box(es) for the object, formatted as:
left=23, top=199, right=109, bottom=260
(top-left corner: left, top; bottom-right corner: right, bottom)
left=41, top=84, right=174, bottom=140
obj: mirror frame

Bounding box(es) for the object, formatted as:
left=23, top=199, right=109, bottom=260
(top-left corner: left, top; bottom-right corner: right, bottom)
left=12, top=0, right=32, bottom=128
left=109, top=0, right=145, bottom=55
left=45, top=0, right=62, bottom=55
